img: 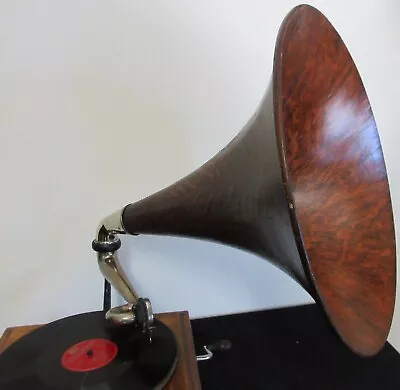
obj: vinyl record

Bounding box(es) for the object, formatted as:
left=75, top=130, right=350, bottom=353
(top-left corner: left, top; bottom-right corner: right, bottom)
left=0, top=311, right=178, bottom=389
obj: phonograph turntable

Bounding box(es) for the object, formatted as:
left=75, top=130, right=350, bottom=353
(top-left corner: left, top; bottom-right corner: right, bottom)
left=0, top=4, right=397, bottom=390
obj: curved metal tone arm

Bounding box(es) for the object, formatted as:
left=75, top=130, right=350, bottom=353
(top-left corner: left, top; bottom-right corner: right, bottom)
left=93, top=207, right=139, bottom=305
left=96, top=206, right=127, bottom=240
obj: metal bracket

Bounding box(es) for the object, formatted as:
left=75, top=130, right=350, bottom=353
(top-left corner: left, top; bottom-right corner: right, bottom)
left=92, top=207, right=154, bottom=340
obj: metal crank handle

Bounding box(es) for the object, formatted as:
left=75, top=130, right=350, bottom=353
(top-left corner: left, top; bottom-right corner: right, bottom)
left=196, top=339, right=232, bottom=361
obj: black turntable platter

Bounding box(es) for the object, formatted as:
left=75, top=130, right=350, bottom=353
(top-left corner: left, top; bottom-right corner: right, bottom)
left=0, top=311, right=177, bottom=389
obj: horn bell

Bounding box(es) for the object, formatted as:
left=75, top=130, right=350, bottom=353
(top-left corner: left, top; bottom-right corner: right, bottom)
left=122, top=5, right=396, bottom=357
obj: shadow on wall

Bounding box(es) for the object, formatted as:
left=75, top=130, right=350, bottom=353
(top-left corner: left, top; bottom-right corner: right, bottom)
left=117, top=234, right=313, bottom=318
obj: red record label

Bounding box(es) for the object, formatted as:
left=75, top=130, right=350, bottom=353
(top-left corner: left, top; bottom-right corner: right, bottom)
left=61, top=339, right=118, bottom=372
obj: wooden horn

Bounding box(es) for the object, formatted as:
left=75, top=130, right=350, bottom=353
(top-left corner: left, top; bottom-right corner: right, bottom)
left=121, top=5, right=396, bottom=356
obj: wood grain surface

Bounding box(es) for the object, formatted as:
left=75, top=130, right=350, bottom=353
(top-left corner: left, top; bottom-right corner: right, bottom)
left=0, top=311, right=201, bottom=389
left=120, top=5, right=395, bottom=357
left=273, top=4, right=396, bottom=356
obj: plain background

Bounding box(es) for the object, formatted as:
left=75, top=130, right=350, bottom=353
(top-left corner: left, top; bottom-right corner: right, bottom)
left=0, top=0, right=399, bottom=351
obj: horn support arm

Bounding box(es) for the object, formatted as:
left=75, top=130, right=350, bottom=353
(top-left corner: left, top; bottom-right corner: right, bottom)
left=92, top=207, right=154, bottom=338
left=92, top=206, right=139, bottom=305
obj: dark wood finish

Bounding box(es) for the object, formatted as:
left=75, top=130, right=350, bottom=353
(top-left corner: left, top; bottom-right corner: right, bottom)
left=121, top=5, right=395, bottom=357
left=273, top=5, right=396, bottom=356
left=159, top=312, right=202, bottom=389
left=0, top=311, right=201, bottom=390
left=123, top=85, right=310, bottom=292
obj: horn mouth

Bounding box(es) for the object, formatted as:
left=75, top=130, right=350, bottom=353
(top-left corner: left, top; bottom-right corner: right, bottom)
left=273, top=4, right=396, bottom=356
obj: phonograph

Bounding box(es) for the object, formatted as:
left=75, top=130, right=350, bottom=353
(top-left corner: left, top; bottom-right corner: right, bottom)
left=0, top=4, right=396, bottom=389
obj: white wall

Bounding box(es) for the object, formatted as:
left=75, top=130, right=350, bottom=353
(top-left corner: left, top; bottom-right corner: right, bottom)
left=0, top=0, right=399, bottom=350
